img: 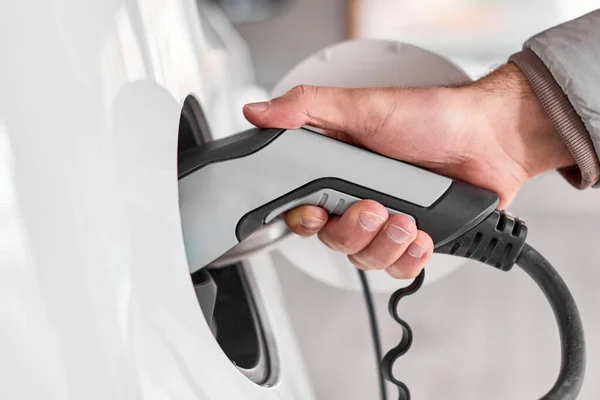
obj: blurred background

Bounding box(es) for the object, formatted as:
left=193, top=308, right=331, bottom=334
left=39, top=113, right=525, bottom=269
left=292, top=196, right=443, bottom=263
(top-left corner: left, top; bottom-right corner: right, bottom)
left=3, top=0, right=598, bottom=399
left=203, top=0, right=600, bottom=399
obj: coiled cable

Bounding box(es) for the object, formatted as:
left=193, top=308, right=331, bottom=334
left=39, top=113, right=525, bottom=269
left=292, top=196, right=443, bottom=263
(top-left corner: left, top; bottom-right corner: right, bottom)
left=378, top=210, right=586, bottom=399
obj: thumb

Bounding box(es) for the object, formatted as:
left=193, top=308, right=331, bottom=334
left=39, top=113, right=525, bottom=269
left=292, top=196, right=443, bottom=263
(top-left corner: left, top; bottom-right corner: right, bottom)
left=243, top=85, right=397, bottom=139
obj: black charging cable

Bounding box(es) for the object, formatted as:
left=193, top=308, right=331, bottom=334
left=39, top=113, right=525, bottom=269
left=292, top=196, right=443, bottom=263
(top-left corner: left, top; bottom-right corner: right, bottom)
left=358, top=210, right=587, bottom=400
left=357, top=269, right=388, bottom=400
left=516, top=244, right=586, bottom=400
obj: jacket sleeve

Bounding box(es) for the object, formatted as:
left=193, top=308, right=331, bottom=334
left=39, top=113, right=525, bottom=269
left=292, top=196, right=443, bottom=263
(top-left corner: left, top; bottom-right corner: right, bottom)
left=509, top=9, right=600, bottom=188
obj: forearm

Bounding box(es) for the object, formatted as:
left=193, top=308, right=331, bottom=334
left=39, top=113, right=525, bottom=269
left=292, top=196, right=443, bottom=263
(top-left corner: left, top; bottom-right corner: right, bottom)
left=467, top=63, right=575, bottom=179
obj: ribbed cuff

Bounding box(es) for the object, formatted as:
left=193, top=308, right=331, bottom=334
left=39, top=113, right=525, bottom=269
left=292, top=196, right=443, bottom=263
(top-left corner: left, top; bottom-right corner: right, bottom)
left=509, top=48, right=600, bottom=189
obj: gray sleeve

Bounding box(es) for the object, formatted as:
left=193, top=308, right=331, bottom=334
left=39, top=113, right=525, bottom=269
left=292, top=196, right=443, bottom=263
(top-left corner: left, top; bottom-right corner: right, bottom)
left=509, top=9, right=600, bottom=188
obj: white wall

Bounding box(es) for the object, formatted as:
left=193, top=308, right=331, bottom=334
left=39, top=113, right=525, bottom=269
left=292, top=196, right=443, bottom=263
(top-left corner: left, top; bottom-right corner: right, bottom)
left=235, top=0, right=347, bottom=89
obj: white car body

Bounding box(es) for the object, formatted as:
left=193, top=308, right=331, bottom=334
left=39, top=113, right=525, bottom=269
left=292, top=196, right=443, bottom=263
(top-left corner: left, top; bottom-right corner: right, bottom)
left=0, top=1, right=314, bottom=399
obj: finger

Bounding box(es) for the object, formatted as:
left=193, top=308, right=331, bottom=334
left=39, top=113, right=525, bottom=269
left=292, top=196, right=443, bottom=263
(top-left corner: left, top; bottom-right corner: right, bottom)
left=283, top=205, right=328, bottom=237
left=347, top=213, right=417, bottom=270
left=243, top=85, right=398, bottom=140
left=385, top=230, right=434, bottom=279
left=318, top=200, right=388, bottom=254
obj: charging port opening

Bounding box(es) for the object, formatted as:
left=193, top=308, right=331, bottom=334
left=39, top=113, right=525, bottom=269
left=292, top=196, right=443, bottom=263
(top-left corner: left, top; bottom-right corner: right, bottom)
left=178, top=94, right=275, bottom=385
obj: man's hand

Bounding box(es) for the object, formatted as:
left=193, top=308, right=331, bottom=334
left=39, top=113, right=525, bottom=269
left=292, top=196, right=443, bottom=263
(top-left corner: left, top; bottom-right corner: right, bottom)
left=243, top=64, right=574, bottom=279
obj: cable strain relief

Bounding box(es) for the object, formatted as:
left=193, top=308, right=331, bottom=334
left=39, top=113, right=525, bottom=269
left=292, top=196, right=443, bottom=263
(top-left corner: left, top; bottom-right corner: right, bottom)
left=435, top=210, right=527, bottom=271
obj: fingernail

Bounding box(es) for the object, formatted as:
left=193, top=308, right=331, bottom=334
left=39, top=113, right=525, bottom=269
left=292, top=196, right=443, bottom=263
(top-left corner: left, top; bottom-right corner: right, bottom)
left=358, top=212, right=386, bottom=231
left=244, top=101, right=271, bottom=112
left=386, top=224, right=411, bottom=243
left=300, top=216, right=325, bottom=229
left=408, top=242, right=428, bottom=258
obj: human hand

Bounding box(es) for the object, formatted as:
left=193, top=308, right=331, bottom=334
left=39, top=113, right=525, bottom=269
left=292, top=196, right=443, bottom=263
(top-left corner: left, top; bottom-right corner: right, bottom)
left=243, top=64, right=574, bottom=278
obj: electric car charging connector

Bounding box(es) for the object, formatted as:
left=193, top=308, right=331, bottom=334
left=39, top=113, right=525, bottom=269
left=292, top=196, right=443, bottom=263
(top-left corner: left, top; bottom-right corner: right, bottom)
left=178, top=126, right=586, bottom=400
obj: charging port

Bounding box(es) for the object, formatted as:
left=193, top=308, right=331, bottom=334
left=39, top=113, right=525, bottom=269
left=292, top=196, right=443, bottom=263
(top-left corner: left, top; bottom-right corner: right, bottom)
left=178, top=95, right=276, bottom=385
left=191, top=264, right=271, bottom=383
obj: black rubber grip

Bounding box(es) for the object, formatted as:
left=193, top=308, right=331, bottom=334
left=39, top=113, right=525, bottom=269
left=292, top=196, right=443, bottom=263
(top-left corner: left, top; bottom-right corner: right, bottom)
left=436, top=210, right=528, bottom=271
left=178, top=127, right=285, bottom=178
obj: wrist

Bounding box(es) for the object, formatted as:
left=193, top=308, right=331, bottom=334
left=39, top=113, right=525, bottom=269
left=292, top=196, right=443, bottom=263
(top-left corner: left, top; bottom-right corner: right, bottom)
left=469, top=63, right=575, bottom=180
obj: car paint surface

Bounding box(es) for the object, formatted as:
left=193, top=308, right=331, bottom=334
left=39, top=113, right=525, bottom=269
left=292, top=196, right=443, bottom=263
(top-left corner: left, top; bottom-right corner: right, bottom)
left=0, top=1, right=314, bottom=399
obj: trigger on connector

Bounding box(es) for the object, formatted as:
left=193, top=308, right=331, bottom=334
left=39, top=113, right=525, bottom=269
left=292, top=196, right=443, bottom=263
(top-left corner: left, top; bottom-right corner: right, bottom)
left=208, top=219, right=291, bottom=268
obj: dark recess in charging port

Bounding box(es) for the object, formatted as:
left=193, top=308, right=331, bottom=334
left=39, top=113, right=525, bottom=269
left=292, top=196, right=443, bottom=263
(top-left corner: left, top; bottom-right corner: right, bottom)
left=177, top=95, right=213, bottom=154
left=191, top=265, right=268, bottom=375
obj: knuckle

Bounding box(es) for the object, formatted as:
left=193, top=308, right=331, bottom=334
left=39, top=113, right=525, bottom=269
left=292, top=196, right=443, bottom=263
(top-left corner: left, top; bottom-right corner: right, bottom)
left=337, top=234, right=358, bottom=254
left=348, top=255, right=369, bottom=270
left=318, top=230, right=353, bottom=253
left=385, top=266, right=405, bottom=279
left=352, top=253, right=385, bottom=270
left=289, top=84, right=314, bottom=99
